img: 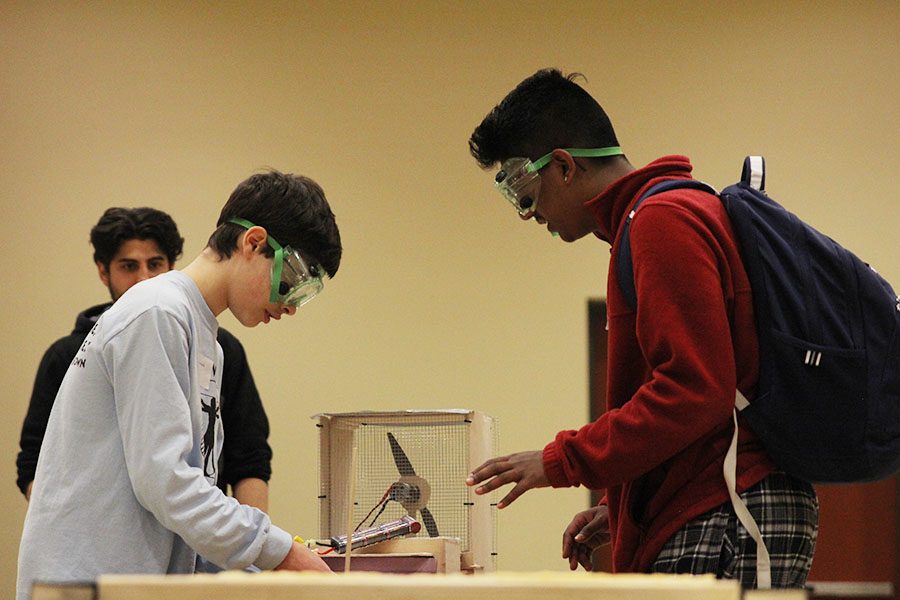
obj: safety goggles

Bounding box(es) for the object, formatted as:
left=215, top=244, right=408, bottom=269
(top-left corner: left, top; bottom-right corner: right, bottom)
left=494, top=146, right=624, bottom=216
left=227, top=218, right=325, bottom=308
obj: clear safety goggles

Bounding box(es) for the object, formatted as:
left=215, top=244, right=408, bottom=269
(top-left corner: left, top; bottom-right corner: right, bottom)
left=494, top=146, right=624, bottom=216
left=228, top=218, right=326, bottom=308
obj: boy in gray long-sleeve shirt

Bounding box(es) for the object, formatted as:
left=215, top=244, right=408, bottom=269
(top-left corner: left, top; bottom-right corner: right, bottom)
left=17, top=171, right=342, bottom=599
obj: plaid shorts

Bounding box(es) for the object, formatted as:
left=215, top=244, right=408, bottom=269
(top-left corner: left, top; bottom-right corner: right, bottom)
left=649, top=471, right=818, bottom=588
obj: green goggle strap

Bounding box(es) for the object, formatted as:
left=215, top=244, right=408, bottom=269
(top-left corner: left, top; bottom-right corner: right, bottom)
left=529, top=146, right=624, bottom=172
left=227, top=217, right=283, bottom=302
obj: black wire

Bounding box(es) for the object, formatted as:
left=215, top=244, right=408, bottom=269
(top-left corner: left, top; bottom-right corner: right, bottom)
left=354, top=485, right=393, bottom=532
left=368, top=500, right=391, bottom=527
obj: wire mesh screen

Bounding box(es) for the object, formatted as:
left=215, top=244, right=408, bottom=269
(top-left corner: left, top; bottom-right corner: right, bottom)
left=317, top=411, right=494, bottom=564
left=322, top=419, right=470, bottom=547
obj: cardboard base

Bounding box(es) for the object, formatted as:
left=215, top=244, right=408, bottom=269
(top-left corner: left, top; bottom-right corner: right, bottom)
left=324, top=536, right=461, bottom=573
left=322, top=553, right=438, bottom=573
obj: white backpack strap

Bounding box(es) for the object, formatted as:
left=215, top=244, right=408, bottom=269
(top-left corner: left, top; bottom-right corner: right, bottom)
left=725, top=390, right=771, bottom=589
left=735, top=388, right=750, bottom=411
left=741, top=156, right=766, bottom=192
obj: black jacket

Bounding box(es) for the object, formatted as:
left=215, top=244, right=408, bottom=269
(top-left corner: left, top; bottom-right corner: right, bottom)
left=16, top=303, right=272, bottom=495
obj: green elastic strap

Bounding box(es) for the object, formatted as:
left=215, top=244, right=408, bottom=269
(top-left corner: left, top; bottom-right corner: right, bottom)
left=530, top=146, right=624, bottom=172
left=227, top=217, right=283, bottom=302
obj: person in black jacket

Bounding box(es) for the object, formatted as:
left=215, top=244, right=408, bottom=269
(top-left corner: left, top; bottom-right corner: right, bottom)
left=16, top=207, right=273, bottom=512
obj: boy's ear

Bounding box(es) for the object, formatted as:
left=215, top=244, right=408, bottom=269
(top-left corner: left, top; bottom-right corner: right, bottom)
left=550, top=149, right=577, bottom=183
left=240, top=226, right=269, bottom=255
left=96, top=261, right=110, bottom=287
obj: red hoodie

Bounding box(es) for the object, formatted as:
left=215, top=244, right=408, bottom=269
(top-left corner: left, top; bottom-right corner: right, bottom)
left=542, top=156, right=775, bottom=573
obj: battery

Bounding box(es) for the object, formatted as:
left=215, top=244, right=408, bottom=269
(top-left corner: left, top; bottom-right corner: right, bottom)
left=330, top=515, right=422, bottom=554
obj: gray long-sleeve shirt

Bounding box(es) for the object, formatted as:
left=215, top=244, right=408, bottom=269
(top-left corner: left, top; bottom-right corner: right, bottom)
left=17, top=271, right=291, bottom=600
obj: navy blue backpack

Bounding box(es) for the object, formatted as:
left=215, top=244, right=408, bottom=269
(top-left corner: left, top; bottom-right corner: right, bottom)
left=618, top=156, right=900, bottom=484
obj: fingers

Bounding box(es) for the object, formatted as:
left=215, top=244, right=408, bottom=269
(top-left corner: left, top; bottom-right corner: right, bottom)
left=576, top=520, right=601, bottom=543
left=476, top=470, right=519, bottom=496
left=497, top=482, right=529, bottom=509
left=562, top=516, right=588, bottom=558
left=578, top=545, right=594, bottom=571
left=567, top=544, right=594, bottom=571
left=466, top=456, right=510, bottom=487
left=577, top=524, right=611, bottom=547
left=466, top=451, right=547, bottom=509
left=581, top=505, right=610, bottom=544
left=276, top=542, right=335, bottom=572
left=563, top=506, right=611, bottom=571
left=466, top=456, right=520, bottom=499
left=575, top=505, right=608, bottom=541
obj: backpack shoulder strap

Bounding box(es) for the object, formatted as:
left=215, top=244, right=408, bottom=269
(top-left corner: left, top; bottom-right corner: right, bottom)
left=616, top=160, right=775, bottom=589
left=741, top=156, right=766, bottom=191
left=726, top=155, right=773, bottom=588
left=616, top=179, right=717, bottom=309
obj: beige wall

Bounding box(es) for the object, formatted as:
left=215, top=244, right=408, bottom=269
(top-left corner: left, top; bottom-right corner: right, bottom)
left=1, top=0, right=897, bottom=593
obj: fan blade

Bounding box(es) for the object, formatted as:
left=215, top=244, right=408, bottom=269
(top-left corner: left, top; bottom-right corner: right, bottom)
left=387, top=432, right=417, bottom=476
left=420, top=506, right=439, bottom=537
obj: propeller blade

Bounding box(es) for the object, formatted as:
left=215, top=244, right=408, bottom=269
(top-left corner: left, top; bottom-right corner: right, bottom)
left=387, top=432, right=416, bottom=476
left=420, top=506, right=439, bottom=537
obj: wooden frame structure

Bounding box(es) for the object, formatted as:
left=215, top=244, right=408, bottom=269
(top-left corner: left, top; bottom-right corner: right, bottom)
left=315, top=410, right=497, bottom=572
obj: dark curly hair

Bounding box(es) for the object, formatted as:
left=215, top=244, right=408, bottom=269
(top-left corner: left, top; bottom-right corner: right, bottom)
left=207, top=170, right=342, bottom=278
left=469, top=68, right=620, bottom=169
left=90, top=207, right=184, bottom=269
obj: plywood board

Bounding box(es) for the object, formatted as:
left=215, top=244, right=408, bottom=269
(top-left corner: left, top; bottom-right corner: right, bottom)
left=98, top=571, right=740, bottom=600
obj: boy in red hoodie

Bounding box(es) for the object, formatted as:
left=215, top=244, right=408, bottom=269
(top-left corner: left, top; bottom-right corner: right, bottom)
left=465, top=69, right=817, bottom=588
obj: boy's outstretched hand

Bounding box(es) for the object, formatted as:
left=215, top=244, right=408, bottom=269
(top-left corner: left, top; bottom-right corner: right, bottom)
left=465, top=450, right=549, bottom=508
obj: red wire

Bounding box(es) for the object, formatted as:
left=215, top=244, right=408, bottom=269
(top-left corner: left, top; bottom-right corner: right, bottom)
left=353, top=485, right=393, bottom=532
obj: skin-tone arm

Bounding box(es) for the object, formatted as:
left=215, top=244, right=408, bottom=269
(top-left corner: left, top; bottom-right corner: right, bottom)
left=233, top=477, right=269, bottom=512
left=465, top=450, right=550, bottom=508
left=562, top=505, right=611, bottom=571
left=274, top=541, right=333, bottom=573
left=25, top=481, right=33, bottom=501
